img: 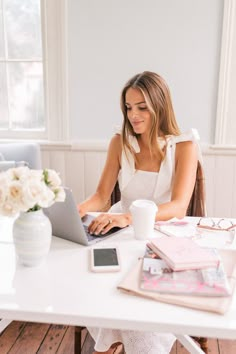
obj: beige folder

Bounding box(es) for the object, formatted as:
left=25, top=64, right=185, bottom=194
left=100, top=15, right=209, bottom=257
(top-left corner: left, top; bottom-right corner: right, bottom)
left=117, top=249, right=236, bottom=314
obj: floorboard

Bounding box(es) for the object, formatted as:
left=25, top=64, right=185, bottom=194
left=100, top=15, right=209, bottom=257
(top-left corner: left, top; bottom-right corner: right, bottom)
left=57, top=326, right=75, bottom=354
left=37, top=324, right=68, bottom=353
left=0, top=321, right=26, bottom=354
left=8, top=322, right=50, bottom=354
left=1, top=321, right=236, bottom=353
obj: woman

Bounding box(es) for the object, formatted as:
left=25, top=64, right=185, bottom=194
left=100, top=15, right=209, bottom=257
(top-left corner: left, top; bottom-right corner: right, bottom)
left=78, top=71, right=200, bottom=354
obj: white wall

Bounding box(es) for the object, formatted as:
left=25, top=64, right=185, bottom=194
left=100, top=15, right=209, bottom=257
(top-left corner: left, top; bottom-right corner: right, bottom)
left=67, top=0, right=223, bottom=144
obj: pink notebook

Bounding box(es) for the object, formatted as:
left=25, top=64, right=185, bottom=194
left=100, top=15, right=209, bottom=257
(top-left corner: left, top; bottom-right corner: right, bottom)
left=148, top=236, right=220, bottom=271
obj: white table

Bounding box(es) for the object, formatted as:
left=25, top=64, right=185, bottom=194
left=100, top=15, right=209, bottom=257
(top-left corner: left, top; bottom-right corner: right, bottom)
left=0, top=216, right=236, bottom=354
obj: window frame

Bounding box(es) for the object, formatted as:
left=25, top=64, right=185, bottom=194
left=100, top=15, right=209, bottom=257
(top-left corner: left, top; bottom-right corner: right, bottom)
left=0, top=0, right=69, bottom=141
left=214, top=0, right=236, bottom=148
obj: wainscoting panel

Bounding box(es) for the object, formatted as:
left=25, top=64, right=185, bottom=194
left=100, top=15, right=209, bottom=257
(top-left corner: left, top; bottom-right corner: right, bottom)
left=84, top=152, right=107, bottom=198
left=202, top=148, right=236, bottom=218
left=65, top=151, right=85, bottom=202
left=232, top=158, right=236, bottom=219
left=214, top=156, right=235, bottom=217
left=40, top=143, right=236, bottom=219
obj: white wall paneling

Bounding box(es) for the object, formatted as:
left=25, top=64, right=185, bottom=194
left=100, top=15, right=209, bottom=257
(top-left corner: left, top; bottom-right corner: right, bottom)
left=41, top=143, right=236, bottom=219
left=65, top=151, right=85, bottom=202
left=202, top=146, right=236, bottom=217
left=232, top=159, right=236, bottom=217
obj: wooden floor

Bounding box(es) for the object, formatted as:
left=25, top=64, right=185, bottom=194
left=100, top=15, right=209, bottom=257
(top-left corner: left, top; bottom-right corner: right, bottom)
left=1, top=321, right=236, bottom=353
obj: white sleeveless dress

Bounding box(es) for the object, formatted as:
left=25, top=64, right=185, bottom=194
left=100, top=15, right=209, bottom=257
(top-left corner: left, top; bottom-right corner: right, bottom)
left=88, top=129, right=201, bottom=354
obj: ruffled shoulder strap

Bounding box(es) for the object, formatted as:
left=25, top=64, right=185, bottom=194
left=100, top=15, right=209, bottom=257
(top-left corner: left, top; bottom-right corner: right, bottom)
left=114, top=126, right=140, bottom=153
left=172, top=128, right=202, bottom=163
left=170, top=128, right=200, bottom=144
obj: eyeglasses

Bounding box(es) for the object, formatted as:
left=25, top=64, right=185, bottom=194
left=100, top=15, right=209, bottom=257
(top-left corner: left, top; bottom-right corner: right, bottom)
left=196, top=218, right=236, bottom=245
left=197, top=218, right=236, bottom=232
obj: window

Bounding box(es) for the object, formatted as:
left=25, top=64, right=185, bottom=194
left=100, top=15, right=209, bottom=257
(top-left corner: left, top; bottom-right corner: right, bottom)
left=0, top=0, right=68, bottom=141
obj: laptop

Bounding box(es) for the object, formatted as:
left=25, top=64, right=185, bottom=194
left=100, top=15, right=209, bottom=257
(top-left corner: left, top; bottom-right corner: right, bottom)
left=44, top=187, right=122, bottom=246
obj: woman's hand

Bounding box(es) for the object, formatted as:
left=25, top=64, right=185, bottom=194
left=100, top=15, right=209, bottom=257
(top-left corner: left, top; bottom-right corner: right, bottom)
left=88, top=213, right=131, bottom=235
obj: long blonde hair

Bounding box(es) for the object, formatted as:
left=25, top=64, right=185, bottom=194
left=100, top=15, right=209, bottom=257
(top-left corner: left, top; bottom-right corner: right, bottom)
left=120, top=71, right=181, bottom=160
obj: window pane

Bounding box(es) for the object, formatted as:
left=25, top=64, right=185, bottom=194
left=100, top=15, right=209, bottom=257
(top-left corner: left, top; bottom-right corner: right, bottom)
left=5, top=0, right=42, bottom=59
left=0, top=63, right=8, bottom=128
left=8, top=62, right=44, bottom=130
left=0, top=0, right=5, bottom=58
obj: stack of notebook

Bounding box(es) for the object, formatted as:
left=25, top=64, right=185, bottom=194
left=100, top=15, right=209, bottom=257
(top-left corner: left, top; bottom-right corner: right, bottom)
left=141, top=237, right=230, bottom=296
left=118, top=236, right=236, bottom=314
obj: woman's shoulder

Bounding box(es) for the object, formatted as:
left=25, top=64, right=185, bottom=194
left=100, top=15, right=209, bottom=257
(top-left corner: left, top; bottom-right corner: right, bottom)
left=110, top=133, right=122, bottom=145
left=108, top=134, right=122, bottom=155
left=175, top=135, right=198, bottom=162
left=175, top=139, right=197, bottom=154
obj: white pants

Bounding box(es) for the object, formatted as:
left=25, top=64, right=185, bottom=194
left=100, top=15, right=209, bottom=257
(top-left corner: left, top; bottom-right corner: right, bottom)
left=88, top=327, right=176, bottom=354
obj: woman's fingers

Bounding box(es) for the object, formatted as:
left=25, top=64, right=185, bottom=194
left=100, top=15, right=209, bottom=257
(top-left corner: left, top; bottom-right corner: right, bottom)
left=101, top=218, right=114, bottom=234
left=88, top=214, right=114, bottom=235
left=88, top=213, right=130, bottom=235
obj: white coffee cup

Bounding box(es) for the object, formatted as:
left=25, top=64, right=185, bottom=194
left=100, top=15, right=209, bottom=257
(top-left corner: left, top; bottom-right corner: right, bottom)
left=129, top=199, right=158, bottom=240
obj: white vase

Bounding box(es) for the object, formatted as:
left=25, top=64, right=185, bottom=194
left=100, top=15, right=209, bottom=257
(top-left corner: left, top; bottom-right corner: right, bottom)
left=13, top=209, right=52, bottom=267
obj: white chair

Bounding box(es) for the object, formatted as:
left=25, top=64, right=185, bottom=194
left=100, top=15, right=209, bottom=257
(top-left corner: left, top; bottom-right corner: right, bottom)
left=0, top=142, right=41, bottom=170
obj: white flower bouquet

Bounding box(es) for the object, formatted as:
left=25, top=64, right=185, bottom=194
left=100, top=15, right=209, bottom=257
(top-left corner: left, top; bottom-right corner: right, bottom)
left=0, top=166, right=65, bottom=217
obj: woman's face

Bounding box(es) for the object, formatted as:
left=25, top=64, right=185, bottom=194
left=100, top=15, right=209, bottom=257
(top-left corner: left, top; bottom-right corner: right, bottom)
left=125, top=88, right=152, bottom=136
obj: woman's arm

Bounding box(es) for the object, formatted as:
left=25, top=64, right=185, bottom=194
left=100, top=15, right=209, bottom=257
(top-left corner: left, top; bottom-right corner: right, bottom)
left=156, top=141, right=198, bottom=221
left=78, top=134, right=121, bottom=217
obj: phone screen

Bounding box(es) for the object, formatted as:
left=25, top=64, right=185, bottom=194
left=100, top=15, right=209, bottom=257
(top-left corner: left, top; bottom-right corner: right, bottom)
left=93, top=248, right=119, bottom=266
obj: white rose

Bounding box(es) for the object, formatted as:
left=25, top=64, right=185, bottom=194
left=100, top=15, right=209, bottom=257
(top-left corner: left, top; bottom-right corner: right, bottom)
left=0, top=198, right=20, bottom=217
left=6, top=166, right=30, bottom=182
left=22, top=179, right=46, bottom=210
left=45, top=169, right=62, bottom=188
left=37, top=185, right=55, bottom=208
left=7, top=181, right=28, bottom=212
left=28, top=169, right=44, bottom=182
left=8, top=181, right=23, bottom=200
